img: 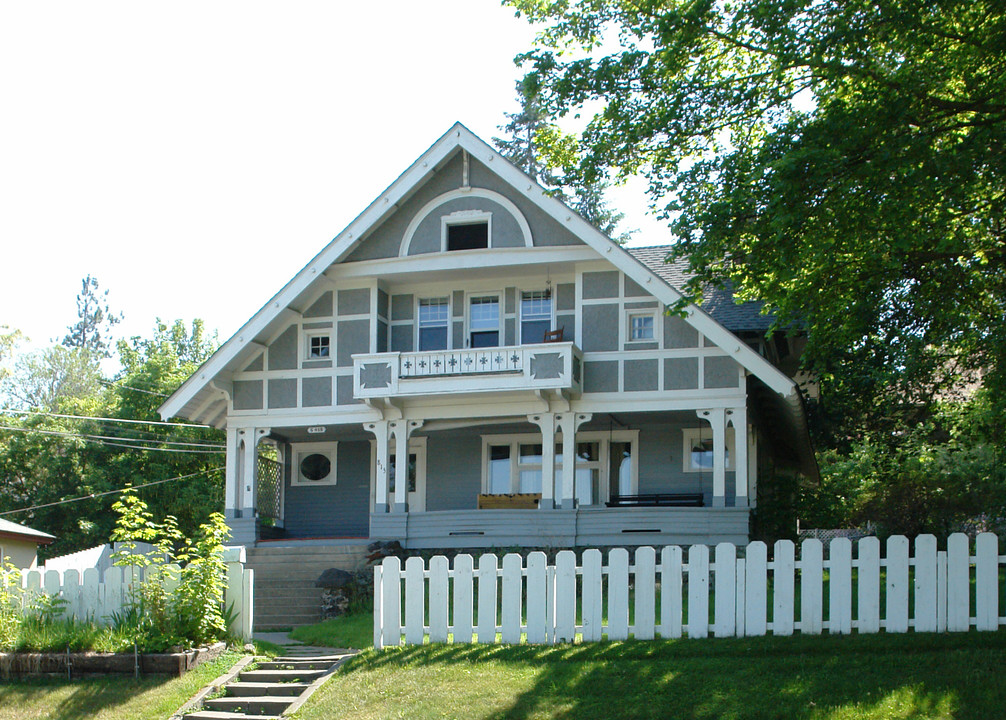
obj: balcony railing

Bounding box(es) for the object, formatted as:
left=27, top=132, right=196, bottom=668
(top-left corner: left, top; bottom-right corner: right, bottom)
left=353, top=342, right=582, bottom=400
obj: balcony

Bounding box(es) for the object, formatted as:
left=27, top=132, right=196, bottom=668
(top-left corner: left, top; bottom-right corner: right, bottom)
left=353, top=342, right=583, bottom=400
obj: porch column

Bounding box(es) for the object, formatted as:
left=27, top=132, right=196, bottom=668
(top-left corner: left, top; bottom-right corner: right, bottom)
left=528, top=412, right=556, bottom=510
left=697, top=409, right=727, bottom=507
left=365, top=420, right=390, bottom=513
left=748, top=426, right=759, bottom=507
left=728, top=406, right=748, bottom=507
left=557, top=413, right=592, bottom=509
left=234, top=427, right=270, bottom=517
left=224, top=426, right=239, bottom=519
left=390, top=419, right=424, bottom=513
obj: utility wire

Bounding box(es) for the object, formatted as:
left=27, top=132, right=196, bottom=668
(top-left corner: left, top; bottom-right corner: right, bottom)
left=3, top=409, right=211, bottom=429
left=0, top=425, right=225, bottom=453
left=99, top=379, right=170, bottom=397
left=0, top=468, right=223, bottom=517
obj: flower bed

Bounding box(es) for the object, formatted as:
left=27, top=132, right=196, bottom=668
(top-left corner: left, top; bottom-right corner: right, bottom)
left=0, top=640, right=226, bottom=679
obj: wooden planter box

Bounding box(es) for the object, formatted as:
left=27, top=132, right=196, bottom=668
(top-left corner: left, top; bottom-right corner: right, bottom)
left=477, top=493, right=541, bottom=509
left=0, top=641, right=227, bottom=679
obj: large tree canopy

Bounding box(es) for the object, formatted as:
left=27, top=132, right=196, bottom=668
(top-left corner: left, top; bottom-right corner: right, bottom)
left=510, top=0, right=1006, bottom=435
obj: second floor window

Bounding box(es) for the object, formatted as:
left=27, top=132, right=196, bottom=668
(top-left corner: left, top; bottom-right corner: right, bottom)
left=418, top=297, right=449, bottom=351
left=469, top=295, right=500, bottom=348
left=520, top=291, right=552, bottom=344
left=308, top=334, right=330, bottom=359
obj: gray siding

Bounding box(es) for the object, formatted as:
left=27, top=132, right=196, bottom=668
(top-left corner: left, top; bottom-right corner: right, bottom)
left=233, top=380, right=263, bottom=410
left=665, top=357, right=699, bottom=390
left=391, top=294, right=414, bottom=321
left=425, top=433, right=482, bottom=511
left=582, top=271, right=620, bottom=299
left=337, top=320, right=370, bottom=367
left=302, top=377, right=332, bottom=407
left=581, top=305, right=619, bottom=351
left=336, top=375, right=358, bottom=405
left=584, top=361, right=619, bottom=393
left=268, top=326, right=298, bottom=371
left=283, top=441, right=370, bottom=538
left=268, top=379, right=297, bottom=409
left=338, top=288, right=370, bottom=315
left=664, top=315, right=699, bottom=348
left=624, top=359, right=658, bottom=392
left=304, top=292, right=333, bottom=318
left=704, top=356, right=741, bottom=388
left=391, top=324, right=413, bottom=352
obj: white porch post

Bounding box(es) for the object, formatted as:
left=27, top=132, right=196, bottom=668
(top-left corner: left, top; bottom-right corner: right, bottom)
left=224, top=426, right=239, bottom=518
left=365, top=421, right=390, bottom=513
left=528, top=413, right=556, bottom=510
left=239, top=428, right=271, bottom=516
left=557, top=413, right=592, bottom=509
left=729, top=407, right=748, bottom=508
left=697, top=409, right=727, bottom=507
left=390, top=419, right=423, bottom=512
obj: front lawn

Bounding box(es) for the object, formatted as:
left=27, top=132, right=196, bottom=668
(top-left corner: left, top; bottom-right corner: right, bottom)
left=289, top=612, right=373, bottom=650
left=292, top=630, right=1006, bottom=720
left=0, top=649, right=244, bottom=720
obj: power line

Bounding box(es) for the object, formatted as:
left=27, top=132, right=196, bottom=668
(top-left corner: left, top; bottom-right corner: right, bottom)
left=4, top=409, right=210, bottom=429
left=0, top=468, right=223, bottom=517
left=0, top=425, right=225, bottom=453
left=99, top=379, right=170, bottom=397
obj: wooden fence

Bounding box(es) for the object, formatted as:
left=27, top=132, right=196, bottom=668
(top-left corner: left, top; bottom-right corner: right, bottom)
left=2, top=547, right=254, bottom=640
left=374, top=533, right=1005, bottom=648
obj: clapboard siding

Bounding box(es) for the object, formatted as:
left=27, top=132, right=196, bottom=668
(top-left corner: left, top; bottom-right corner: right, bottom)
left=283, top=440, right=370, bottom=538
left=576, top=507, right=748, bottom=546
left=425, top=434, right=482, bottom=511
left=404, top=510, right=577, bottom=549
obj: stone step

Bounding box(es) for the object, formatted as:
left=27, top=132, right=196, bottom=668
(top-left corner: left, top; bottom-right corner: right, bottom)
left=185, top=712, right=280, bottom=720
left=256, top=660, right=336, bottom=671
left=253, top=596, right=322, bottom=610
left=225, top=681, right=310, bottom=697
left=254, top=611, right=321, bottom=624
left=204, top=696, right=295, bottom=716
left=240, top=668, right=329, bottom=683
left=275, top=654, right=351, bottom=663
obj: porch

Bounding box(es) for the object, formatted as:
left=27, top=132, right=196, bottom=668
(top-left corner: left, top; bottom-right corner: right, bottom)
left=371, top=506, right=750, bottom=549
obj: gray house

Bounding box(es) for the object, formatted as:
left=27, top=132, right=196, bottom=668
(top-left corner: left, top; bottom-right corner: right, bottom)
left=160, top=123, right=814, bottom=553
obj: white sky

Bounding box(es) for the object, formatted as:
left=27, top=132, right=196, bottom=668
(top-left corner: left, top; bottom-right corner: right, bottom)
left=0, top=1, right=670, bottom=353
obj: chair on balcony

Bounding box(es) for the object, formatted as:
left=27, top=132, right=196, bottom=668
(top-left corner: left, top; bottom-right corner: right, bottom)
left=543, top=327, right=565, bottom=343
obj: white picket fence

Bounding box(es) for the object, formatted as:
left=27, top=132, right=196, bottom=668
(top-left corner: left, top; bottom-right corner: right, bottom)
left=2, top=547, right=255, bottom=640
left=374, top=533, right=1005, bottom=648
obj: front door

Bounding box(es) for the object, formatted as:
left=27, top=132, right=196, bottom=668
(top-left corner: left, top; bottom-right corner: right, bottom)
left=382, top=438, right=427, bottom=512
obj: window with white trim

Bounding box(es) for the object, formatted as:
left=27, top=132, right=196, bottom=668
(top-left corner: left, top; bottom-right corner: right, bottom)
left=469, top=295, right=500, bottom=348
left=444, top=211, right=491, bottom=251
left=628, top=312, right=656, bottom=342
left=306, top=333, right=331, bottom=359
left=481, top=431, right=638, bottom=506
left=520, top=291, right=553, bottom=344
left=292, top=443, right=338, bottom=486
left=682, top=427, right=736, bottom=472
left=418, top=297, right=449, bottom=351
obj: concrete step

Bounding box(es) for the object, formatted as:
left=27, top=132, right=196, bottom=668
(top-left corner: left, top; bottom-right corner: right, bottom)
left=240, top=668, right=329, bottom=683
left=185, top=712, right=280, bottom=720
left=204, top=696, right=295, bottom=716
left=226, top=682, right=310, bottom=697
left=256, top=660, right=336, bottom=671
left=275, top=654, right=351, bottom=663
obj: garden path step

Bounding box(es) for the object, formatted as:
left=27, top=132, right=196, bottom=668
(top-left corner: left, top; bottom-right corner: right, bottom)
left=184, top=712, right=280, bottom=720
left=240, top=668, right=329, bottom=683
left=226, top=681, right=310, bottom=697
left=256, top=659, right=338, bottom=670
left=203, top=696, right=295, bottom=715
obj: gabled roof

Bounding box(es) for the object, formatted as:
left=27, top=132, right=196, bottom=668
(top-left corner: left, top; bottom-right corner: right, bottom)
left=160, top=123, right=800, bottom=424
left=0, top=518, right=55, bottom=544
left=628, top=246, right=775, bottom=333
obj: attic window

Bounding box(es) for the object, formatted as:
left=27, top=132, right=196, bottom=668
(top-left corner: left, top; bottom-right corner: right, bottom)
left=307, top=334, right=330, bottom=359
left=443, top=210, right=491, bottom=251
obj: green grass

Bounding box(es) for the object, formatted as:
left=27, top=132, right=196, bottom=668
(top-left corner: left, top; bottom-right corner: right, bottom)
left=0, top=649, right=246, bottom=720
left=292, top=631, right=1006, bottom=720
left=289, top=613, right=373, bottom=650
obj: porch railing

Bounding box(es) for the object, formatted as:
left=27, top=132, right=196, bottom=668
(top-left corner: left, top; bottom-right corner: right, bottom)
left=353, top=342, right=583, bottom=400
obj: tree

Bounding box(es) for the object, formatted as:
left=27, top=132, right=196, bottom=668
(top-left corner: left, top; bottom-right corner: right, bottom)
left=63, top=274, right=123, bottom=357
left=493, top=82, right=630, bottom=241
left=0, top=345, right=101, bottom=411
left=509, top=0, right=1006, bottom=437
left=0, top=328, right=21, bottom=383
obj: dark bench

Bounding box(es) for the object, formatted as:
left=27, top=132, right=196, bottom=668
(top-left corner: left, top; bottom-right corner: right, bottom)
left=606, top=493, right=705, bottom=508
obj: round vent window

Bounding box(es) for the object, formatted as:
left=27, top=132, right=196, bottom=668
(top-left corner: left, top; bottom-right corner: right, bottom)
left=300, top=453, right=331, bottom=482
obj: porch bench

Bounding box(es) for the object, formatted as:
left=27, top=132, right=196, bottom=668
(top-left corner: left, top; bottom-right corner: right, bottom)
left=477, top=493, right=542, bottom=509
left=605, top=493, right=705, bottom=508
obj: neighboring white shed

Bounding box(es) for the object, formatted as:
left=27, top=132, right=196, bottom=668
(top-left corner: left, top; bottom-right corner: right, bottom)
left=44, top=541, right=158, bottom=581
left=0, top=518, right=56, bottom=570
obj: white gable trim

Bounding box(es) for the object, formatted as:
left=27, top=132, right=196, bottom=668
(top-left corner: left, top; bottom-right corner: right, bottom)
left=400, top=187, right=533, bottom=256
left=160, top=123, right=796, bottom=422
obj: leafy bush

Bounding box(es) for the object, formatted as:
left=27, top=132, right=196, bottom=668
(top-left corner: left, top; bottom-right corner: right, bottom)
left=110, top=489, right=232, bottom=651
